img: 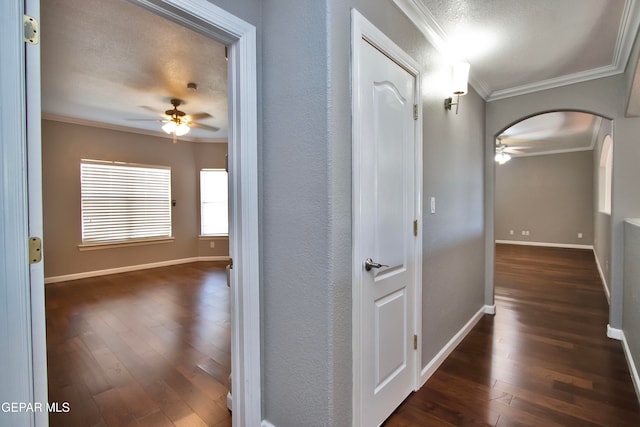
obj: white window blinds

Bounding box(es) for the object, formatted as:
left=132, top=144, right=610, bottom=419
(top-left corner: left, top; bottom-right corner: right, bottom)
left=200, top=169, right=229, bottom=236
left=81, top=159, right=172, bottom=244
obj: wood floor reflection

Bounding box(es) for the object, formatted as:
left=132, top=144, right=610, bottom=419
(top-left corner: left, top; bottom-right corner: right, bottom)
left=45, top=262, right=231, bottom=427
left=385, top=244, right=640, bottom=426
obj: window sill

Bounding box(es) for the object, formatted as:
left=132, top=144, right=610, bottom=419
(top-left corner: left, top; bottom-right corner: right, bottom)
left=199, top=235, right=229, bottom=240
left=78, top=237, right=175, bottom=251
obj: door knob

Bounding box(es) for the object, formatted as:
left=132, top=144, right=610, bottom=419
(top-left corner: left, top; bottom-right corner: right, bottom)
left=364, top=258, right=389, bottom=271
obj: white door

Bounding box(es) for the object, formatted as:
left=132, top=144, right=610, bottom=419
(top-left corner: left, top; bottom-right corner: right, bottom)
left=352, top=11, right=422, bottom=427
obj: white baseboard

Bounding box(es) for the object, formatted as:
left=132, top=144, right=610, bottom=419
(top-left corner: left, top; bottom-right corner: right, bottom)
left=620, top=331, right=640, bottom=404
left=592, top=249, right=611, bottom=304
left=607, top=324, right=623, bottom=340
left=495, top=240, right=594, bottom=250
left=261, top=421, right=276, bottom=427
left=44, top=256, right=231, bottom=284
left=420, top=306, right=486, bottom=387
left=484, top=304, right=496, bottom=315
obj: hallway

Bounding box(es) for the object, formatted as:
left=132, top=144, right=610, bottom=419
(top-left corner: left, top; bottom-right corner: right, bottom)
left=386, top=244, right=640, bottom=426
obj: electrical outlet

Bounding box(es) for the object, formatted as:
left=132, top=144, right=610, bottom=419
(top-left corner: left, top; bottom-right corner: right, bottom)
left=210, top=241, right=215, bottom=248
left=578, top=233, right=583, bottom=239
left=509, top=230, right=514, bottom=235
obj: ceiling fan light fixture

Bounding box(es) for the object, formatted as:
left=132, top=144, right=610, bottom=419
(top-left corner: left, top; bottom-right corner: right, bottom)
left=162, top=121, right=177, bottom=134
left=495, top=151, right=511, bottom=164
left=175, top=122, right=190, bottom=136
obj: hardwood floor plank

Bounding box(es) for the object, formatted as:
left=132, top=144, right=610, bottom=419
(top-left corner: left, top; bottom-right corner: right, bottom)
left=386, top=244, right=640, bottom=426
left=46, top=262, right=231, bottom=427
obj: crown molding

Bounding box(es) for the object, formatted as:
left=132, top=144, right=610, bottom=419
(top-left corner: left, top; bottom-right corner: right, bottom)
left=41, top=113, right=227, bottom=143
left=487, top=64, right=622, bottom=101
left=393, top=0, right=640, bottom=102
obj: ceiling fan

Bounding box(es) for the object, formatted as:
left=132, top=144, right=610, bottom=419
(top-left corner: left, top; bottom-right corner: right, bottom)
left=495, top=137, right=531, bottom=164
left=128, top=98, right=219, bottom=143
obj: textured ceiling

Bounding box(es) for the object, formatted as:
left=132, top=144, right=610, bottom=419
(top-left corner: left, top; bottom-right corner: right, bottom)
left=498, top=112, right=602, bottom=157
left=41, top=0, right=228, bottom=142
left=420, top=0, right=632, bottom=99
left=43, top=0, right=633, bottom=151
left=396, top=0, right=635, bottom=156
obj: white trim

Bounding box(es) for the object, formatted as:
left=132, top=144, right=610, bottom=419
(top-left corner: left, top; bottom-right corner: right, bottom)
left=199, top=235, right=230, bottom=240
left=607, top=324, right=624, bottom=340
left=495, top=240, right=594, bottom=250
left=44, top=256, right=231, bottom=284
left=351, top=9, right=423, bottom=427
left=620, top=331, right=640, bottom=404
left=392, top=0, right=640, bottom=101
left=593, top=248, right=611, bottom=304
left=484, top=304, right=496, bottom=315
left=420, top=306, right=486, bottom=387
left=42, top=113, right=227, bottom=143
left=487, top=65, right=622, bottom=101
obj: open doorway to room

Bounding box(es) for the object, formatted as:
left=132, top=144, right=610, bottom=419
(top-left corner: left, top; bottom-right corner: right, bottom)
left=480, top=111, right=640, bottom=425
left=37, top=0, right=258, bottom=425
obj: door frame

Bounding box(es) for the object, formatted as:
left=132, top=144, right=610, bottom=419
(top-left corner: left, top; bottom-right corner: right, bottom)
left=3, top=0, right=262, bottom=425
left=128, top=2, right=260, bottom=425
left=351, top=9, right=423, bottom=427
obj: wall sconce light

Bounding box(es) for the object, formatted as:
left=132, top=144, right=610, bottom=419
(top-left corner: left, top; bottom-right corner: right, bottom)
left=444, top=62, right=470, bottom=114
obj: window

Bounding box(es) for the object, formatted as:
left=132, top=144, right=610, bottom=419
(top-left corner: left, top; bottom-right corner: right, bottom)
left=80, top=159, right=172, bottom=245
left=200, top=169, right=229, bottom=236
left=598, top=135, right=613, bottom=214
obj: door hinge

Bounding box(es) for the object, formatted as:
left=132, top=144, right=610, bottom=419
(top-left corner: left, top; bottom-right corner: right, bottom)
left=413, top=334, right=418, bottom=350
left=29, top=237, right=42, bottom=264
left=413, top=104, right=418, bottom=121
left=24, top=15, right=39, bottom=45
left=413, top=220, right=418, bottom=236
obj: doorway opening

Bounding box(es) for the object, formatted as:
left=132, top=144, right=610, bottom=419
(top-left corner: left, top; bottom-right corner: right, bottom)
left=492, top=110, right=613, bottom=303
left=26, top=0, right=260, bottom=425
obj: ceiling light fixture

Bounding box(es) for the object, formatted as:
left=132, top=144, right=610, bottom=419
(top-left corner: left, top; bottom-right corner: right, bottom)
left=162, top=98, right=191, bottom=141
left=495, top=151, right=511, bottom=165
left=444, top=62, right=470, bottom=114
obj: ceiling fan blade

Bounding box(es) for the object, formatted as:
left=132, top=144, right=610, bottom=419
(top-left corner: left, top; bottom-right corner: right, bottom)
left=125, top=118, right=166, bottom=122
left=188, top=112, right=213, bottom=121
left=504, top=148, right=526, bottom=155
left=138, top=105, right=166, bottom=116
left=190, top=122, right=220, bottom=132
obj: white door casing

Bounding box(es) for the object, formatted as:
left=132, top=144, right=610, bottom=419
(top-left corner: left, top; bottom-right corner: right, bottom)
left=352, top=9, right=423, bottom=427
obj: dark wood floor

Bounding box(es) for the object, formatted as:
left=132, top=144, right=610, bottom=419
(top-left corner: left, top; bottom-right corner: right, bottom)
left=46, top=262, right=231, bottom=427
left=386, top=244, right=640, bottom=426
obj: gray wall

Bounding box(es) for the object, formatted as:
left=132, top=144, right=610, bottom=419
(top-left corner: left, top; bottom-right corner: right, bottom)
left=593, top=119, right=613, bottom=295
left=42, top=119, right=228, bottom=278
left=623, top=220, right=640, bottom=390
left=260, top=1, right=486, bottom=425
left=495, top=151, right=594, bottom=245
